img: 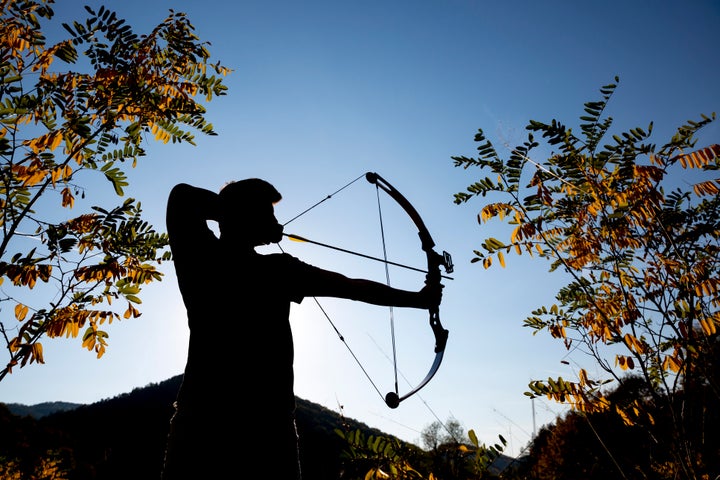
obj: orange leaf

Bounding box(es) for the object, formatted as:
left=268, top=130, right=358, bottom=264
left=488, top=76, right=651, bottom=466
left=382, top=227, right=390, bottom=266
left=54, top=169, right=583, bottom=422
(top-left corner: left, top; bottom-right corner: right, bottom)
left=61, top=187, right=74, bottom=208
left=14, top=304, right=28, bottom=321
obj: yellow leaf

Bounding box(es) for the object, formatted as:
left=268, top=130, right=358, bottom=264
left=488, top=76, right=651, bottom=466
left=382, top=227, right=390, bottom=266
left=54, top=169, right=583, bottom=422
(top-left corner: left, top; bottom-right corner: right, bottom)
left=69, top=320, right=79, bottom=338
left=616, top=355, right=627, bottom=370
left=662, top=354, right=682, bottom=373
left=51, top=167, right=61, bottom=186
left=679, top=144, right=720, bottom=169
left=497, top=251, right=506, bottom=268
left=510, top=225, right=521, bottom=243
left=61, top=187, right=74, bottom=208
left=615, top=405, right=633, bottom=426
left=699, top=317, right=716, bottom=336
left=124, top=303, right=141, bottom=319
left=14, top=304, right=28, bottom=321
left=693, top=179, right=720, bottom=196
left=49, top=130, right=62, bottom=151
left=82, top=335, right=95, bottom=350
left=31, top=343, right=44, bottom=364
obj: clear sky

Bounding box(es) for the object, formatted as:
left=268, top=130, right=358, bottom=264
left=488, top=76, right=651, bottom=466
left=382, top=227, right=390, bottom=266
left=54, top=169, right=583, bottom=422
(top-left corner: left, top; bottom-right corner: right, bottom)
left=2, top=0, right=719, bottom=457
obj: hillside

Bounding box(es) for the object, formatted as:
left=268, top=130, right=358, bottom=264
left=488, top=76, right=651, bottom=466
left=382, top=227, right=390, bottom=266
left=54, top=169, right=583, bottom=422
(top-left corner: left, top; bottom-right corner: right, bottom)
left=2, top=374, right=400, bottom=480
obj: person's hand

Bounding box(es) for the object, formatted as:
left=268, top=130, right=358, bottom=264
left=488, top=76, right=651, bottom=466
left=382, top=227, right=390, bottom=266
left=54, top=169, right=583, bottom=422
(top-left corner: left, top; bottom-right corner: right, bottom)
left=419, top=280, right=443, bottom=310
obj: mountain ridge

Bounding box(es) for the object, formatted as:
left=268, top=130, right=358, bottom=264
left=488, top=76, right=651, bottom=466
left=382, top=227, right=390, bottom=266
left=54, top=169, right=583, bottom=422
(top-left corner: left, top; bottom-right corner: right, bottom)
left=5, top=400, right=81, bottom=418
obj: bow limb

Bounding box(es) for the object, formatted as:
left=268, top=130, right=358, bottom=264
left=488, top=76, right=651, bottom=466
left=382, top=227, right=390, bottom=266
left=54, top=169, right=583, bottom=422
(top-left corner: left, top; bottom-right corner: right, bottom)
left=365, top=172, right=452, bottom=408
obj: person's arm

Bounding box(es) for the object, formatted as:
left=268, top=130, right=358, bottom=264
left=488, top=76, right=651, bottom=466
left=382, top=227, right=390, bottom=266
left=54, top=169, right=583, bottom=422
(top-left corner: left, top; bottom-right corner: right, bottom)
left=166, top=183, right=221, bottom=254
left=308, top=268, right=442, bottom=310
left=167, top=183, right=221, bottom=226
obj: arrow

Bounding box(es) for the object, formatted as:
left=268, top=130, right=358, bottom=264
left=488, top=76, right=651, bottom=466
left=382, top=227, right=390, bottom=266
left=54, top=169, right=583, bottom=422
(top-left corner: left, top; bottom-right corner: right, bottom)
left=283, top=233, right=454, bottom=280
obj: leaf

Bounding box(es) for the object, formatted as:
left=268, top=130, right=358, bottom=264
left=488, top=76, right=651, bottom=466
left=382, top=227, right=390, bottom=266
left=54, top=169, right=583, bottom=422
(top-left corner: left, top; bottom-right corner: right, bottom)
left=14, top=303, right=29, bottom=321
left=468, top=429, right=479, bottom=448
left=699, top=317, right=717, bottom=336
left=101, top=162, right=129, bottom=196
left=31, top=343, right=44, bottom=364
left=61, top=187, right=75, bottom=208
left=677, top=144, right=720, bottom=168
left=662, top=354, right=682, bottom=373
left=125, top=294, right=142, bottom=304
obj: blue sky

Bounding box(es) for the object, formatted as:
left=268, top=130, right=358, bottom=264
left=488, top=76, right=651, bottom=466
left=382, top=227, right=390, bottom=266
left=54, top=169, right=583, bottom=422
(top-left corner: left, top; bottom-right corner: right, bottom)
left=2, top=0, right=719, bottom=456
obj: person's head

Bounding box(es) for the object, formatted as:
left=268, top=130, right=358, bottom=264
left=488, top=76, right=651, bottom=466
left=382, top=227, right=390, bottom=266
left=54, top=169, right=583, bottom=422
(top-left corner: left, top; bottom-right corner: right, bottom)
left=218, top=178, right=283, bottom=246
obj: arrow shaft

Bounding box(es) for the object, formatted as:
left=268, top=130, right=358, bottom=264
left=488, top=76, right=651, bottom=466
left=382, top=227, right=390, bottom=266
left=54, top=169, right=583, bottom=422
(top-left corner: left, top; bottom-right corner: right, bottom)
left=283, top=233, right=453, bottom=280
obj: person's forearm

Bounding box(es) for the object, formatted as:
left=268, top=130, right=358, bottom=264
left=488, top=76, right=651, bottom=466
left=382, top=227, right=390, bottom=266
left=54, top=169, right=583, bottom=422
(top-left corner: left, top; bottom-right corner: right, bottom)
left=345, top=278, right=426, bottom=309
left=167, top=183, right=221, bottom=225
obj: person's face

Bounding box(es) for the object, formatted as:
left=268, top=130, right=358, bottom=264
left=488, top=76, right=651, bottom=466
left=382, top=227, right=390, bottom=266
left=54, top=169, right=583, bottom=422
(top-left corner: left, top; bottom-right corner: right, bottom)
left=251, top=202, right=283, bottom=245
left=221, top=201, right=283, bottom=246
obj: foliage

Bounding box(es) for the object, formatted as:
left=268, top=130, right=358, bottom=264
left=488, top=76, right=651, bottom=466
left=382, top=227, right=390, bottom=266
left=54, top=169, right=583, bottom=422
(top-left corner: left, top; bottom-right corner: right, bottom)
left=0, top=0, right=229, bottom=381
left=459, top=430, right=507, bottom=478
left=337, top=428, right=434, bottom=480
left=453, top=76, right=719, bottom=478
left=517, top=375, right=719, bottom=479
left=339, top=422, right=508, bottom=480
left=522, top=380, right=650, bottom=479
left=0, top=452, right=69, bottom=480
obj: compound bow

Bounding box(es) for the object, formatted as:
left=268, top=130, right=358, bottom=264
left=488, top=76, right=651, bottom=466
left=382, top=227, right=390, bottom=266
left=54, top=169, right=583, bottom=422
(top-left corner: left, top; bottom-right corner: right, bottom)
left=364, top=172, right=452, bottom=408
left=283, top=172, right=453, bottom=408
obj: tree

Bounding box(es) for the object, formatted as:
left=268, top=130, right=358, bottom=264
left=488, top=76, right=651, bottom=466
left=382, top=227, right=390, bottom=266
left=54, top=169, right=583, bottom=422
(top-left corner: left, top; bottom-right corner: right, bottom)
left=418, top=418, right=507, bottom=480
left=453, top=77, right=719, bottom=478
left=0, top=0, right=229, bottom=381
left=521, top=377, right=656, bottom=480
left=420, top=416, right=466, bottom=451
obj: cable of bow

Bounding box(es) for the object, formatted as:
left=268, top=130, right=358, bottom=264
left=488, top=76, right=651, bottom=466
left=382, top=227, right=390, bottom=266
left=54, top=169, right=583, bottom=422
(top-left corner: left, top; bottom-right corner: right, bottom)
left=364, top=172, right=453, bottom=408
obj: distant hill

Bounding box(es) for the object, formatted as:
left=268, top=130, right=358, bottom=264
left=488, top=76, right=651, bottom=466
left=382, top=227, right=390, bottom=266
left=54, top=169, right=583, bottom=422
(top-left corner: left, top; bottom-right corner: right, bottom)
left=6, top=401, right=81, bottom=418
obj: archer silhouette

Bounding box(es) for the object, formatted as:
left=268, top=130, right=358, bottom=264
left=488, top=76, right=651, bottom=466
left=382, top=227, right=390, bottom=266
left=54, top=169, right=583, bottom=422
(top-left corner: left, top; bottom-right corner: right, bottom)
left=161, top=179, right=442, bottom=480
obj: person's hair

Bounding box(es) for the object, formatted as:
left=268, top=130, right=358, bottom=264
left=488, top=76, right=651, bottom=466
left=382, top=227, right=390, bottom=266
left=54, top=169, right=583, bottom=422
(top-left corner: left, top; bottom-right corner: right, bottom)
left=219, top=178, right=282, bottom=206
